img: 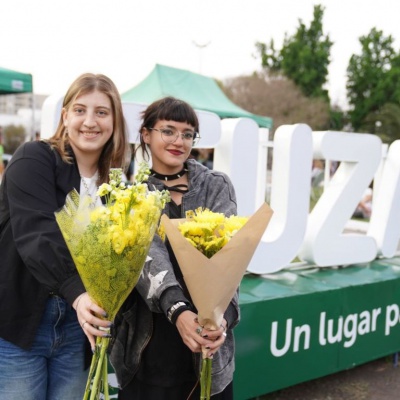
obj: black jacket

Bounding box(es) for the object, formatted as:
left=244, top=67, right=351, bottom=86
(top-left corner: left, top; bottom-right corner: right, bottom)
left=0, top=141, right=86, bottom=349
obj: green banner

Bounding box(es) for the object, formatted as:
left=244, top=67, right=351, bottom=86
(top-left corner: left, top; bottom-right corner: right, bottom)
left=234, top=258, right=400, bottom=399
left=104, top=258, right=400, bottom=399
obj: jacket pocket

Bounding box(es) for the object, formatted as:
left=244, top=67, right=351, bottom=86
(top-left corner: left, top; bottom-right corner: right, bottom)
left=110, top=292, right=139, bottom=370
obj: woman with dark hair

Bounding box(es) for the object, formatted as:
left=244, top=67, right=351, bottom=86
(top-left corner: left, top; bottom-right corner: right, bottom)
left=111, top=97, right=239, bottom=399
left=0, top=73, right=129, bottom=399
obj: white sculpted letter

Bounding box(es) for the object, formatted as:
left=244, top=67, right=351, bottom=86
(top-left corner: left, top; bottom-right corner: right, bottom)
left=368, top=140, right=400, bottom=257
left=214, top=118, right=261, bottom=216
left=298, top=131, right=381, bottom=266
left=247, top=124, right=313, bottom=273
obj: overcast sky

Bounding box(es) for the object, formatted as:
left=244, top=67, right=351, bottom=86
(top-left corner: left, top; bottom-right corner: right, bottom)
left=1, top=0, right=399, bottom=108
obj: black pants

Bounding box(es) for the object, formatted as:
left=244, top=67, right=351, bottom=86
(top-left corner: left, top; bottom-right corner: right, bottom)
left=118, top=379, right=234, bottom=400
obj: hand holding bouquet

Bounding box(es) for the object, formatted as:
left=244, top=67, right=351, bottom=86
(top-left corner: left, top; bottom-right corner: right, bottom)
left=160, top=203, right=273, bottom=399
left=55, top=163, right=169, bottom=400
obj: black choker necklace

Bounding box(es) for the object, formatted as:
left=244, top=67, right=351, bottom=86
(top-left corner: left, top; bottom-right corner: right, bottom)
left=150, top=164, right=188, bottom=181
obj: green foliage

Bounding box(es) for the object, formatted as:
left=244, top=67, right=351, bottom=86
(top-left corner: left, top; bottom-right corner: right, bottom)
left=328, top=107, right=347, bottom=131
left=3, top=125, right=26, bottom=153
left=255, top=5, right=332, bottom=101
left=347, top=28, right=400, bottom=138
left=363, top=103, right=400, bottom=143
left=254, top=39, right=281, bottom=74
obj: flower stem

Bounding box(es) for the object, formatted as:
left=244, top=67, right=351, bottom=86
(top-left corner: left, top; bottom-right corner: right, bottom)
left=83, top=339, right=100, bottom=400
left=102, top=346, right=110, bottom=400
left=87, top=336, right=110, bottom=400
left=206, top=357, right=212, bottom=399
left=200, top=353, right=212, bottom=400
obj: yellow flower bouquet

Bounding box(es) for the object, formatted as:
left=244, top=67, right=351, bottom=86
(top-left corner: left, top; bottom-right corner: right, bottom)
left=177, top=208, right=249, bottom=258
left=160, top=203, right=273, bottom=400
left=55, top=163, right=169, bottom=400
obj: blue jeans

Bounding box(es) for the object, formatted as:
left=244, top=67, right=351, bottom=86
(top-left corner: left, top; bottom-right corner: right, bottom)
left=0, top=296, right=88, bottom=400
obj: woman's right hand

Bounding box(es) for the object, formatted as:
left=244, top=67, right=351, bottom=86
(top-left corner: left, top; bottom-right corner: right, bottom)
left=175, top=310, right=220, bottom=354
left=72, top=292, right=113, bottom=350
left=176, top=310, right=226, bottom=357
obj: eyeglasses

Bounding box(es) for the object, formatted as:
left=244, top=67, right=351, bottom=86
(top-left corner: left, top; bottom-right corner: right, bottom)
left=148, top=127, right=200, bottom=145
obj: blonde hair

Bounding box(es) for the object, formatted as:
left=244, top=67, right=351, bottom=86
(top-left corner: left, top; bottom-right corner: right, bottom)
left=47, top=73, right=129, bottom=184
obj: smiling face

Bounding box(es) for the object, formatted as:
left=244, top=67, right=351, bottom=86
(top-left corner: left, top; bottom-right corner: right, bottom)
left=62, top=90, right=113, bottom=162
left=143, top=119, right=194, bottom=174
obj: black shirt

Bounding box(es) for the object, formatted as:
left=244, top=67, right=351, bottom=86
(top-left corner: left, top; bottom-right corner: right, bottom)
left=135, top=200, right=197, bottom=387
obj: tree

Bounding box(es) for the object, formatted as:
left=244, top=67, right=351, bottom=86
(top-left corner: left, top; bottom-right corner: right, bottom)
left=222, top=72, right=331, bottom=137
left=329, top=105, right=347, bottom=131
left=255, top=4, right=332, bottom=100
left=4, top=124, right=26, bottom=154
left=362, top=103, right=400, bottom=144
left=254, top=39, right=281, bottom=74
left=347, top=28, right=400, bottom=135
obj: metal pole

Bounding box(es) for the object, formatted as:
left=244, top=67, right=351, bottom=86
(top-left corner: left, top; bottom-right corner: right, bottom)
left=192, top=41, right=211, bottom=74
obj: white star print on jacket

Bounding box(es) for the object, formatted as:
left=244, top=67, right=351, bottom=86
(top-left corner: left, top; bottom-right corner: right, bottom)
left=147, top=270, right=168, bottom=299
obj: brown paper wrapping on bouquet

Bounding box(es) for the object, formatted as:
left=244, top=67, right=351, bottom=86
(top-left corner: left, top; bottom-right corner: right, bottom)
left=161, top=202, right=273, bottom=330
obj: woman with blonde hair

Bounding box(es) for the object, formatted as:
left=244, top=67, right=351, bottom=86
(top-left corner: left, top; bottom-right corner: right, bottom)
left=0, top=73, right=129, bottom=399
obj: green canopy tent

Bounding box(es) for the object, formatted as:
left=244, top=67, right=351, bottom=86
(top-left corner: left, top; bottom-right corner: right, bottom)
left=122, top=64, right=273, bottom=129
left=0, top=66, right=33, bottom=94
left=0, top=66, right=34, bottom=140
